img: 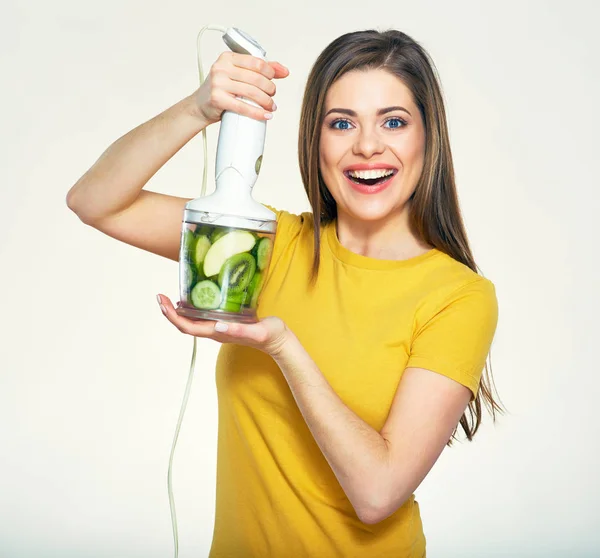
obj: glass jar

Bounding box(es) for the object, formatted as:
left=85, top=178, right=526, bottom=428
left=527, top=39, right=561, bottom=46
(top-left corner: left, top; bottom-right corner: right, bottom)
left=175, top=215, right=275, bottom=324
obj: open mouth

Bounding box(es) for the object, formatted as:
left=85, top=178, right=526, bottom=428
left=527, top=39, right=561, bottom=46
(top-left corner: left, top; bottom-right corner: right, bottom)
left=343, top=168, right=398, bottom=186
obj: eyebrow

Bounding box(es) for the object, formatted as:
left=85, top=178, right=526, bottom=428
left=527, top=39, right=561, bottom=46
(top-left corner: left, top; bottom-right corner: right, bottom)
left=324, top=106, right=412, bottom=117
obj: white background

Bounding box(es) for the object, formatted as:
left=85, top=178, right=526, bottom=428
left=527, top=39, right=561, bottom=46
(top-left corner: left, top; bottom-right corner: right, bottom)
left=2, top=0, right=599, bottom=556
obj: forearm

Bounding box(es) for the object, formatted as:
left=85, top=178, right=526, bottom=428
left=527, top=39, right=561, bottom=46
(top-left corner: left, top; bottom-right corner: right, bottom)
left=272, top=330, right=391, bottom=523
left=66, top=94, right=208, bottom=223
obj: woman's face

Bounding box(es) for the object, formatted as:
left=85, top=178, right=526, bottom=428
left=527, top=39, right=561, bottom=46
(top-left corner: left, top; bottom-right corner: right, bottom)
left=319, top=68, right=426, bottom=225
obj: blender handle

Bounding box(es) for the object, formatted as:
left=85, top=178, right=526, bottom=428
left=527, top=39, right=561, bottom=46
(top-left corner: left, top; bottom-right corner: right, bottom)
left=215, top=28, right=268, bottom=191
left=222, top=27, right=267, bottom=110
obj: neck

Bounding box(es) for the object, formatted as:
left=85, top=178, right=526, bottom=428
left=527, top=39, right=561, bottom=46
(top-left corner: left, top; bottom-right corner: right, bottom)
left=335, top=204, right=432, bottom=261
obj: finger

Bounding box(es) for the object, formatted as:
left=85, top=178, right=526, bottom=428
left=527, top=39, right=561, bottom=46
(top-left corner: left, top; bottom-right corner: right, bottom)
left=228, top=52, right=276, bottom=80
left=228, top=65, right=277, bottom=97
left=209, top=85, right=272, bottom=122
left=268, top=61, right=290, bottom=79
left=223, top=79, right=277, bottom=114
left=157, top=294, right=217, bottom=337
left=216, top=321, right=271, bottom=345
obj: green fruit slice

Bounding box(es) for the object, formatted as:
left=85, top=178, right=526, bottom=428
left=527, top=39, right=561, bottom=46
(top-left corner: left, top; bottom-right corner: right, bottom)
left=255, top=237, right=273, bottom=271
left=183, top=229, right=196, bottom=253
left=182, top=261, right=195, bottom=291
left=247, top=271, right=265, bottom=308
left=193, top=235, right=211, bottom=269
left=225, top=291, right=247, bottom=305
left=210, top=227, right=229, bottom=244
left=217, top=290, right=248, bottom=313
left=219, top=299, right=241, bottom=312
left=203, top=230, right=256, bottom=277
left=218, top=252, right=256, bottom=294
left=190, top=280, right=221, bottom=309
left=195, top=224, right=213, bottom=236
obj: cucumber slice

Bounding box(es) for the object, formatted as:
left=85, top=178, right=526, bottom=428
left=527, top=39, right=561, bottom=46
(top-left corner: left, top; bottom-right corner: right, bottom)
left=255, top=237, right=273, bottom=271
left=182, top=228, right=196, bottom=254
left=203, top=230, right=256, bottom=277
left=193, top=235, right=211, bottom=269
left=182, top=261, right=195, bottom=291
left=247, top=271, right=265, bottom=308
left=190, top=280, right=222, bottom=309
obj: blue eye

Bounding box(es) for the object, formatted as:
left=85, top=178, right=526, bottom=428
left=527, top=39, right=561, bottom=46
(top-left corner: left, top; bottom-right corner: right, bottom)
left=329, top=117, right=406, bottom=130
left=331, top=119, right=352, bottom=130
left=385, top=117, right=406, bottom=129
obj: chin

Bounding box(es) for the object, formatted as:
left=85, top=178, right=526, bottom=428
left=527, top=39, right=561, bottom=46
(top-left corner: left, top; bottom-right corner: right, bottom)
left=339, top=202, right=399, bottom=224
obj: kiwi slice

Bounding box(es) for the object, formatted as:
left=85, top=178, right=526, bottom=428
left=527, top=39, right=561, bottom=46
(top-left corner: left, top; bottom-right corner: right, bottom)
left=218, top=252, right=256, bottom=295
left=190, top=280, right=221, bottom=309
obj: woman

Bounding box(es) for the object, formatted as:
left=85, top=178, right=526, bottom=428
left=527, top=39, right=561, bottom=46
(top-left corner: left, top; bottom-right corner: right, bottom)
left=67, top=29, right=501, bottom=558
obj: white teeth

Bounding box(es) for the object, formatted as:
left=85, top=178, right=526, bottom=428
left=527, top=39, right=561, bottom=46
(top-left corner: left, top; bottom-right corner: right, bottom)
left=347, top=169, right=394, bottom=179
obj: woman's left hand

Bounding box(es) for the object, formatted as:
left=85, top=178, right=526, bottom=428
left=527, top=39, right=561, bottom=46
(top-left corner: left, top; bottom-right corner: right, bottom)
left=156, top=294, right=289, bottom=357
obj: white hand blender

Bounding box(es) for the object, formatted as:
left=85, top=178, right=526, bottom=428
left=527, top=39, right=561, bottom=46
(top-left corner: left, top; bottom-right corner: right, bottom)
left=175, top=26, right=277, bottom=324
left=165, top=26, right=277, bottom=558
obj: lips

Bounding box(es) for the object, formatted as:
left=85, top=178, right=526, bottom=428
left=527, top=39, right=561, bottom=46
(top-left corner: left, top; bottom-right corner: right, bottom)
left=342, top=169, right=397, bottom=194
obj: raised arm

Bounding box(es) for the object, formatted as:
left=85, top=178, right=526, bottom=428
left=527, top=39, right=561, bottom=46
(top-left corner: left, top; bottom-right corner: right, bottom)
left=66, top=94, right=206, bottom=261
left=66, top=52, right=288, bottom=262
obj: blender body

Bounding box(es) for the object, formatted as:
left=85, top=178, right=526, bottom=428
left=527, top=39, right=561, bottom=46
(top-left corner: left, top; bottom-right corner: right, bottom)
left=174, top=27, right=277, bottom=323
left=176, top=214, right=275, bottom=323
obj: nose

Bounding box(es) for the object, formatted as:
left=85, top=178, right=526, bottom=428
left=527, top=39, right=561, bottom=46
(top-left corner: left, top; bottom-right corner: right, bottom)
left=352, top=124, right=385, bottom=158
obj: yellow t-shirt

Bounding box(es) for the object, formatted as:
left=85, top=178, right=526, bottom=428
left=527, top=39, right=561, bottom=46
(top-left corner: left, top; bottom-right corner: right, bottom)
left=209, top=207, right=498, bottom=557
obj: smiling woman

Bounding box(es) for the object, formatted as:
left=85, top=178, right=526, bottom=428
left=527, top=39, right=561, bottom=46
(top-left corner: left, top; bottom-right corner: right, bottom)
left=319, top=71, right=425, bottom=220
left=67, top=26, right=501, bottom=558
left=204, top=29, right=501, bottom=557
left=297, top=27, right=502, bottom=428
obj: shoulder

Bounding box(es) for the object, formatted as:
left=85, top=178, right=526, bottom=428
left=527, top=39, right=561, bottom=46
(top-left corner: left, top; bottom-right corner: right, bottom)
left=415, top=250, right=498, bottom=329
left=427, top=249, right=496, bottom=298
left=260, top=203, right=314, bottom=241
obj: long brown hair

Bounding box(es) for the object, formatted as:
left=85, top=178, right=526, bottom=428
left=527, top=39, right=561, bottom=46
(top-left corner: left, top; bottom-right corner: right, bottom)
left=297, top=29, right=504, bottom=443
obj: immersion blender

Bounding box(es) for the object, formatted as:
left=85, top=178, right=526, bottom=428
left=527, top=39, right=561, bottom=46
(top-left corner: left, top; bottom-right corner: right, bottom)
left=166, top=25, right=277, bottom=558
left=175, top=26, right=277, bottom=324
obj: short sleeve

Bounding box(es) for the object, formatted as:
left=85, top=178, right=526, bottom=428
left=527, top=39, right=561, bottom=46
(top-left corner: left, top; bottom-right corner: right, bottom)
left=258, top=203, right=307, bottom=281
left=405, top=277, right=499, bottom=399
left=261, top=203, right=303, bottom=229
left=259, top=203, right=306, bottom=247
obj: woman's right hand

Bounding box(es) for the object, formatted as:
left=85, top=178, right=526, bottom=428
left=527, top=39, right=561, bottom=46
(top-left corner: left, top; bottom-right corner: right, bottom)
left=190, top=52, right=290, bottom=125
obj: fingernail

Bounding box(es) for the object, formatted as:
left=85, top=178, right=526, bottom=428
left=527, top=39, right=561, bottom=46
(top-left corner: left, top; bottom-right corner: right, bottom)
left=264, top=112, right=273, bottom=120
left=160, top=304, right=167, bottom=316
left=156, top=294, right=162, bottom=305
left=271, top=101, right=277, bottom=111
left=215, top=322, right=229, bottom=332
